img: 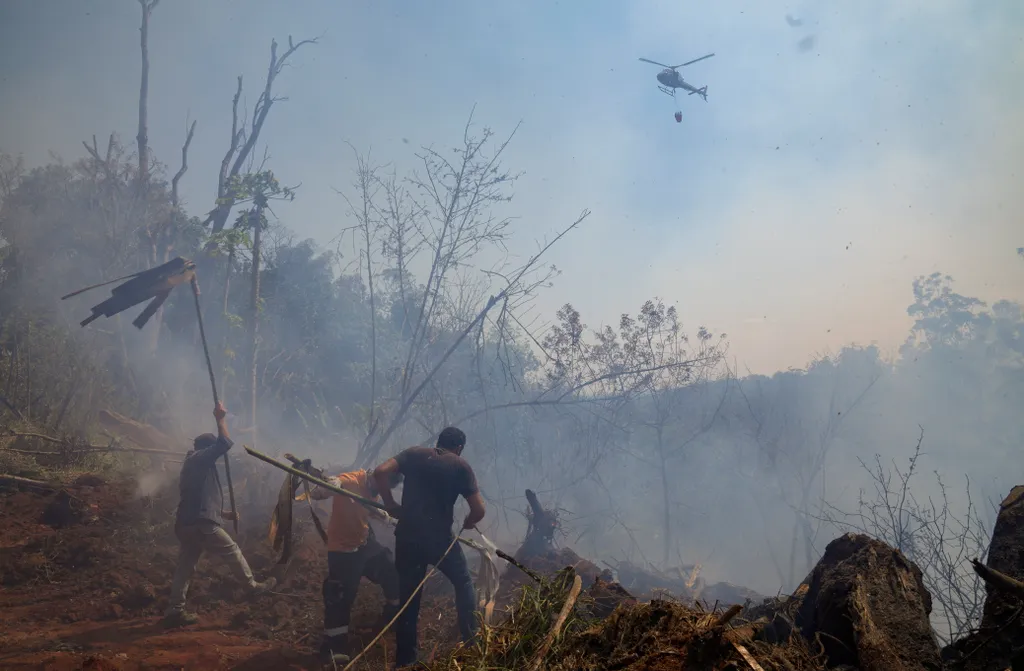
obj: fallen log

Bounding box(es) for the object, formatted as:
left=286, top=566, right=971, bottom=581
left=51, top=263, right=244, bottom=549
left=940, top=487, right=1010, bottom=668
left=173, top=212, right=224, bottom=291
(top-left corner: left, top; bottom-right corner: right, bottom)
left=2, top=431, right=65, bottom=444
left=3, top=428, right=184, bottom=456
left=971, top=559, right=1024, bottom=602
left=2, top=445, right=183, bottom=457
left=0, top=473, right=55, bottom=490
left=97, top=409, right=180, bottom=452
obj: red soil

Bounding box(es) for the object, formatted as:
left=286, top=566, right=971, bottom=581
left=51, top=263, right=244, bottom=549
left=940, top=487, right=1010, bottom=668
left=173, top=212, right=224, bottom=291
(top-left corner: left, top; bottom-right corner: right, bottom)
left=0, top=477, right=460, bottom=670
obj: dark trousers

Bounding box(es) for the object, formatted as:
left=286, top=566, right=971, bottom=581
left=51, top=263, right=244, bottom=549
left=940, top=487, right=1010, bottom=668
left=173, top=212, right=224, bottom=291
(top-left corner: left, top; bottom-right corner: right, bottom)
left=394, top=533, right=477, bottom=667
left=323, top=538, right=400, bottom=637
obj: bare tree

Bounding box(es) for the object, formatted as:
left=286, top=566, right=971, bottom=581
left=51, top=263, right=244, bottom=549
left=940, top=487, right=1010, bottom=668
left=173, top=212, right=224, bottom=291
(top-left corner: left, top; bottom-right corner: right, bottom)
left=336, top=111, right=573, bottom=467
left=334, top=148, right=386, bottom=440
left=736, top=350, right=883, bottom=587
left=353, top=206, right=588, bottom=468
left=206, top=36, right=318, bottom=234
left=0, top=152, right=24, bottom=208
left=618, top=301, right=727, bottom=564
left=135, top=0, right=159, bottom=191
left=532, top=300, right=728, bottom=564
left=221, top=171, right=295, bottom=443
left=817, top=429, right=991, bottom=645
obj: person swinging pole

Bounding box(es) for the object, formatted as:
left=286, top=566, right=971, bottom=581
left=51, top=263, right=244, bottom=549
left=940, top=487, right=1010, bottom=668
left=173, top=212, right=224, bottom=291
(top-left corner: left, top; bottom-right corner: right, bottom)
left=163, top=400, right=276, bottom=627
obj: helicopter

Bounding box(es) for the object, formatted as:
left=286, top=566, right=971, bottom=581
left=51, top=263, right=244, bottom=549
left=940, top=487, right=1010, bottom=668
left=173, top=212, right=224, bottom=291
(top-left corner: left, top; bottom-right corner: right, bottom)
left=639, top=53, right=714, bottom=121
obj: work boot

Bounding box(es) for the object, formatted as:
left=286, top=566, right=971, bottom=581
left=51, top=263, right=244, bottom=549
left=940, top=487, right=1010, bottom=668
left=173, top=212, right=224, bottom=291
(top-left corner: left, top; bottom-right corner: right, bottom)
left=319, top=635, right=351, bottom=666
left=162, top=610, right=199, bottom=628
left=250, top=577, right=277, bottom=596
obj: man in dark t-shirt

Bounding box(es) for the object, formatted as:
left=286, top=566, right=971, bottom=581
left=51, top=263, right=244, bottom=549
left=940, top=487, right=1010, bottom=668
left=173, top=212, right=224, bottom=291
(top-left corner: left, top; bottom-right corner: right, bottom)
left=164, top=401, right=276, bottom=627
left=373, top=426, right=486, bottom=669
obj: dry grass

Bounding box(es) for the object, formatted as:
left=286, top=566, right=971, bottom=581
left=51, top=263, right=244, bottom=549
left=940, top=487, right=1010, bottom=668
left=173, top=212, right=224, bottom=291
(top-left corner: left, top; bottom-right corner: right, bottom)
left=425, top=568, right=593, bottom=670
left=424, top=567, right=821, bottom=671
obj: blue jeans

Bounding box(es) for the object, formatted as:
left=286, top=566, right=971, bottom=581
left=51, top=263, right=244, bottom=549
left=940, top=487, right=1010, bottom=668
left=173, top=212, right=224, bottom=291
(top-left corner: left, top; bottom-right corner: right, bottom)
left=394, top=533, right=477, bottom=667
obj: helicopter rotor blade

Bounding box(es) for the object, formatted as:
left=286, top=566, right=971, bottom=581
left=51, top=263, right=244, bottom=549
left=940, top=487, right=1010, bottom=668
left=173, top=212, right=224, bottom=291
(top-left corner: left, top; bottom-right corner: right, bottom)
left=672, top=53, right=715, bottom=68
left=639, top=57, right=672, bottom=68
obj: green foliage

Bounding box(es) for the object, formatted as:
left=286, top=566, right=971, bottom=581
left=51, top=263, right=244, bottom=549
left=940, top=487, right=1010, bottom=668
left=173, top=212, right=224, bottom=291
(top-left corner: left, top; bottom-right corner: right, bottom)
left=221, top=170, right=295, bottom=208
left=905, top=272, right=992, bottom=350
left=205, top=228, right=252, bottom=257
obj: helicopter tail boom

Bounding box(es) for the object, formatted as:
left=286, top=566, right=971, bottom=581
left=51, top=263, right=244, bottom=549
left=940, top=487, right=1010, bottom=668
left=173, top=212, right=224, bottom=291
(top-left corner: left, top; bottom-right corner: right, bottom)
left=687, top=85, right=709, bottom=101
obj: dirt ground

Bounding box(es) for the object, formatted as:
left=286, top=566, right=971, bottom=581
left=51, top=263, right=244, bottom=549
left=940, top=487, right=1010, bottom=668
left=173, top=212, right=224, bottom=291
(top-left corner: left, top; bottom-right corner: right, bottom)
left=2, top=473, right=968, bottom=671
left=0, top=476, right=460, bottom=670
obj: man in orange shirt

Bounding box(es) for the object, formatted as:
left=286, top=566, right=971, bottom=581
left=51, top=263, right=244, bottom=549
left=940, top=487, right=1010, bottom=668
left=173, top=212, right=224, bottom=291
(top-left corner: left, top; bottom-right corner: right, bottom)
left=309, top=467, right=402, bottom=666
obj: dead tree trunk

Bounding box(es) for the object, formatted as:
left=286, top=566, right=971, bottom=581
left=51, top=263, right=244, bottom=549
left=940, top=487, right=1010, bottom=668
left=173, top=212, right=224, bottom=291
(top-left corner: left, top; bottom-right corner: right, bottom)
left=135, top=0, right=158, bottom=190
left=220, top=245, right=234, bottom=401
left=130, top=2, right=161, bottom=365
left=206, top=36, right=317, bottom=234
left=656, top=426, right=673, bottom=565
left=519, top=489, right=558, bottom=558
left=944, top=485, right=1024, bottom=670
left=248, top=206, right=263, bottom=446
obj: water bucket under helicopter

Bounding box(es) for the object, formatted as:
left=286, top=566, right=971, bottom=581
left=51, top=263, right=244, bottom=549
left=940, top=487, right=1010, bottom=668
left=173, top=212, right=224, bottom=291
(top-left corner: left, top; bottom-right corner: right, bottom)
left=674, top=111, right=682, bottom=123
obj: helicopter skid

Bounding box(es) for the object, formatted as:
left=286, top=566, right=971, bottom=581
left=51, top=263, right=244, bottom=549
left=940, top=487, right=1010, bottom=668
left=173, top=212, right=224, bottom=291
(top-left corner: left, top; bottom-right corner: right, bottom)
left=658, top=85, right=677, bottom=98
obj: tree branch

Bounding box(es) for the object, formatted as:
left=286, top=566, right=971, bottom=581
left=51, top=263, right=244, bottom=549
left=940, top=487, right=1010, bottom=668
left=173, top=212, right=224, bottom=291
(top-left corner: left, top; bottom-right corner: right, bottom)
left=355, top=209, right=590, bottom=466
left=170, top=119, right=197, bottom=209
left=206, top=35, right=318, bottom=233
left=971, top=559, right=1024, bottom=602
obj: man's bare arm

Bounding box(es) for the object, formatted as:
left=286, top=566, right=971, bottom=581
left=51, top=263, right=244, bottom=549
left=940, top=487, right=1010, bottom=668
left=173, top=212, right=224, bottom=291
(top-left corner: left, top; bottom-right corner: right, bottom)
left=215, top=402, right=231, bottom=443
left=463, top=491, right=486, bottom=530
left=193, top=403, right=233, bottom=467
left=373, top=458, right=401, bottom=514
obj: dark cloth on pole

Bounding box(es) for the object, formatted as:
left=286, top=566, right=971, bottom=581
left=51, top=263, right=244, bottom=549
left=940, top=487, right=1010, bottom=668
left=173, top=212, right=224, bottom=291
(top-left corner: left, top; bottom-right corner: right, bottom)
left=70, top=257, right=196, bottom=329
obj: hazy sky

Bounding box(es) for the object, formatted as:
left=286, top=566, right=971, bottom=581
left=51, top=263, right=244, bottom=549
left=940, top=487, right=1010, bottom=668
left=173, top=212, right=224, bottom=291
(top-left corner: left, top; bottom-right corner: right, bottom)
left=1, top=0, right=1021, bottom=374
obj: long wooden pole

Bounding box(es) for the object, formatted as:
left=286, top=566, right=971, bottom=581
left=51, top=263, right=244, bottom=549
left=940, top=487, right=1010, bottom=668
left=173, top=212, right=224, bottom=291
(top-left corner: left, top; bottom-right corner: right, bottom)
left=245, top=445, right=385, bottom=509
left=191, top=275, right=238, bottom=535
left=244, top=445, right=541, bottom=581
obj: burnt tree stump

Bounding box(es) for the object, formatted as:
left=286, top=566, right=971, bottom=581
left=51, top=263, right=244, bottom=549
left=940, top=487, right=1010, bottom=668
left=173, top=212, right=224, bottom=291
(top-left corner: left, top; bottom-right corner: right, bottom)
left=795, top=533, right=942, bottom=671
left=517, top=488, right=558, bottom=559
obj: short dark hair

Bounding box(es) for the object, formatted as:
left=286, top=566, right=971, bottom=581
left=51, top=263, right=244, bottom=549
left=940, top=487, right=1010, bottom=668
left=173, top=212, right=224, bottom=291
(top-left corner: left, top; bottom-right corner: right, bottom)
left=436, top=426, right=466, bottom=452
left=193, top=433, right=218, bottom=450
